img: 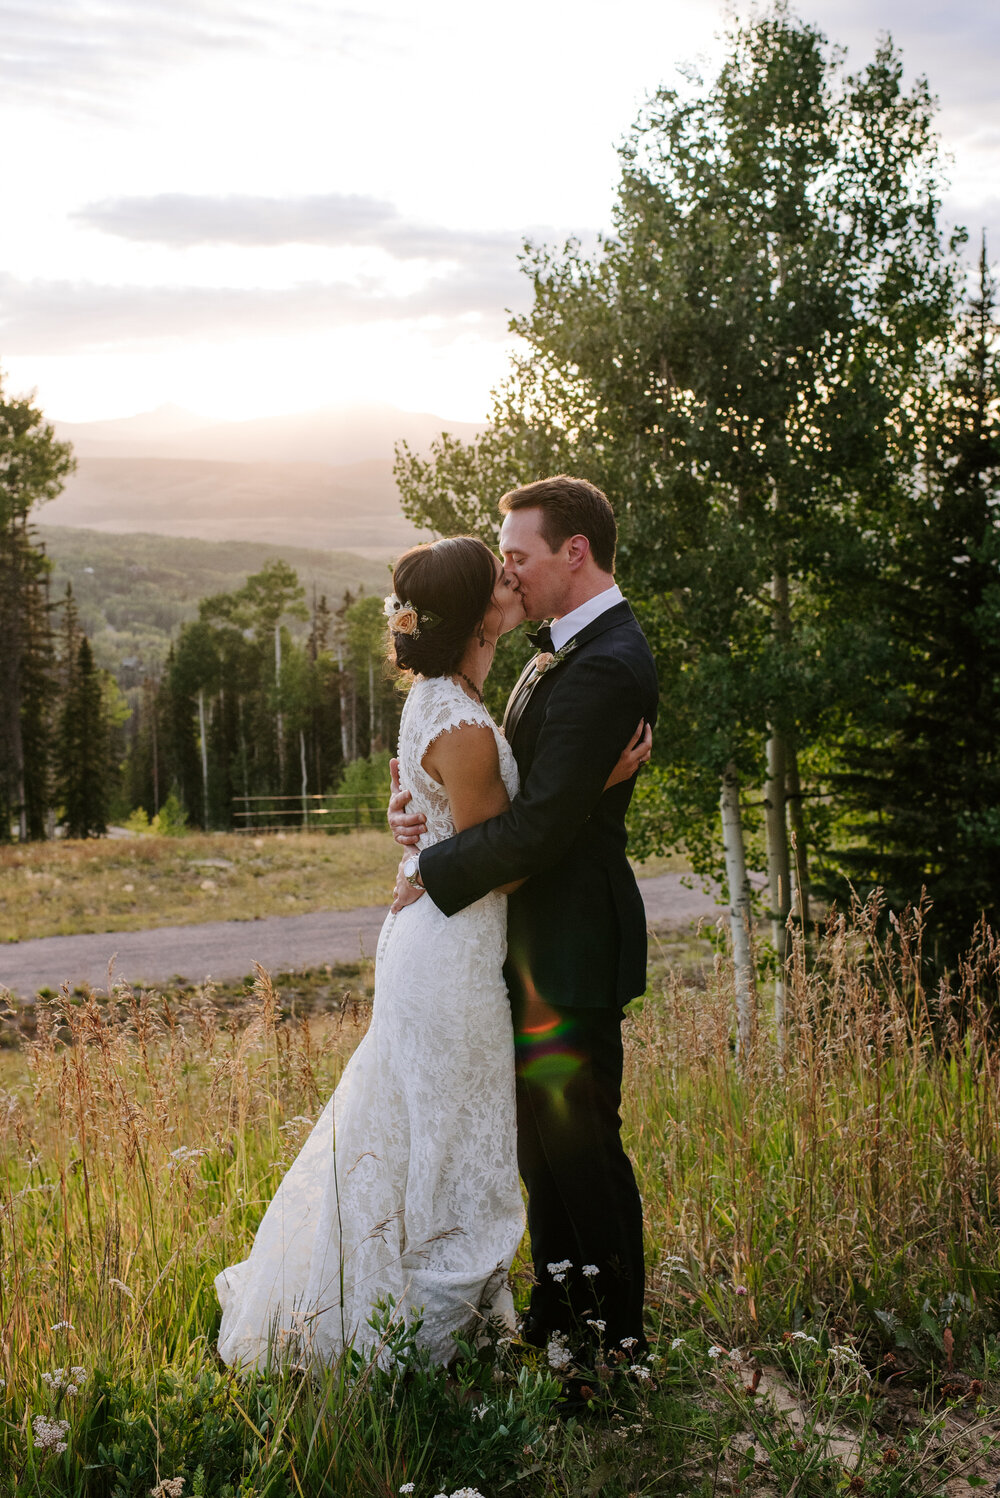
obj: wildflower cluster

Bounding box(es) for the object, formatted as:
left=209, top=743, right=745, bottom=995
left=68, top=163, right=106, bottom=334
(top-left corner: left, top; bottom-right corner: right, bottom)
left=546, top=1331, right=573, bottom=1370
left=42, top=1366, right=87, bottom=1396
left=546, top=1258, right=572, bottom=1284
left=150, top=1480, right=185, bottom=1498
left=32, top=1415, right=69, bottom=1454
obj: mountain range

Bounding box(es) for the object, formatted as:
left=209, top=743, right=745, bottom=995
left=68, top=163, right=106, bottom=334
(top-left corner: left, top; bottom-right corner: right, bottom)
left=43, top=403, right=486, bottom=556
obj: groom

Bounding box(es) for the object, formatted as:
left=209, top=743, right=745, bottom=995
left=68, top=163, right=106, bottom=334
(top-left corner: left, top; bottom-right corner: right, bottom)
left=390, top=475, right=658, bottom=1360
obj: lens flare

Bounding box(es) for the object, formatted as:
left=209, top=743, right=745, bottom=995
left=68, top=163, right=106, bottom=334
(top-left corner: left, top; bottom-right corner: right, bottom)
left=515, top=1008, right=584, bottom=1106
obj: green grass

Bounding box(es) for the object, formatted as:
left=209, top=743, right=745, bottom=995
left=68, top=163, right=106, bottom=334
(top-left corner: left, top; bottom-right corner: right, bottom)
left=2, top=898, right=1000, bottom=1494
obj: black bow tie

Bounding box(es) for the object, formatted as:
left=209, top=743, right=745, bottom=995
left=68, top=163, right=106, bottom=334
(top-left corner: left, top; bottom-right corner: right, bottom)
left=526, top=624, right=554, bottom=652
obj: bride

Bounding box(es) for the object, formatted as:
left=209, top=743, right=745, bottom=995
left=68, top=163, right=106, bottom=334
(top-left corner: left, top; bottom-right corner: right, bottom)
left=216, top=535, right=642, bottom=1370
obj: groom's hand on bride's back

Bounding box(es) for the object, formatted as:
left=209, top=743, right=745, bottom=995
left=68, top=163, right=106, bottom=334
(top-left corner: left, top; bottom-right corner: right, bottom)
left=387, top=756, right=426, bottom=845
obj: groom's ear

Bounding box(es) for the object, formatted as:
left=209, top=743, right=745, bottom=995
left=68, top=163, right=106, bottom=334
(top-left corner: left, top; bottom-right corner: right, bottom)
left=565, top=534, right=590, bottom=572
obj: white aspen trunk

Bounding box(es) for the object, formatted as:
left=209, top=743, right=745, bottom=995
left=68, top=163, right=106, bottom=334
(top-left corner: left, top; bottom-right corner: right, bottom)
left=274, top=622, right=285, bottom=785
left=368, top=654, right=375, bottom=750
left=764, top=729, right=791, bottom=1054
left=786, top=738, right=810, bottom=930
left=150, top=683, right=160, bottom=815
left=300, top=729, right=308, bottom=829
left=720, top=761, right=755, bottom=1056
left=336, top=643, right=350, bottom=762
left=197, top=688, right=209, bottom=829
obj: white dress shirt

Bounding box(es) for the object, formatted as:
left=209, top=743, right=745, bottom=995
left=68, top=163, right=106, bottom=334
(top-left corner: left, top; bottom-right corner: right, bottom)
left=549, top=583, right=624, bottom=652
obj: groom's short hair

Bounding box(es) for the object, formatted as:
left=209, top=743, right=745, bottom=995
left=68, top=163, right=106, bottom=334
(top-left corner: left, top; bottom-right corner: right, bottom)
left=499, top=475, right=617, bottom=573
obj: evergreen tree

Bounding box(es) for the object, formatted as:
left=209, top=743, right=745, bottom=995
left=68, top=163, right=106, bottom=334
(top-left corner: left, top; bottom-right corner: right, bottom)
left=828, top=243, right=1000, bottom=963
left=58, top=636, right=108, bottom=838
left=0, top=375, right=74, bottom=839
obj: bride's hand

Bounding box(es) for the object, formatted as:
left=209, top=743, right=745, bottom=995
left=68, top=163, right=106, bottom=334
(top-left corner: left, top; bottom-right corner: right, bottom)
left=391, top=855, right=426, bottom=913
left=388, top=756, right=427, bottom=846
left=605, top=720, right=652, bottom=790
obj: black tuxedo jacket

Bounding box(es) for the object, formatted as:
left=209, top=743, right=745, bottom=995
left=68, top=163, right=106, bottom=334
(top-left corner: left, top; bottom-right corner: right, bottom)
left=419, top=599, right=659, bottom=1010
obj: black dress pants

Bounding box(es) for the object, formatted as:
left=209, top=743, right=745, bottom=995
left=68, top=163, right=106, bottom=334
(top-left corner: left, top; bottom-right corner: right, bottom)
left=510, top=996, right=646, bottom=1357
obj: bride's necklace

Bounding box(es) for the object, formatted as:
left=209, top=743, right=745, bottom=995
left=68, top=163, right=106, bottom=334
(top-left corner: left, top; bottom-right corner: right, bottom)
left=455, top=670, right=484, bottom=704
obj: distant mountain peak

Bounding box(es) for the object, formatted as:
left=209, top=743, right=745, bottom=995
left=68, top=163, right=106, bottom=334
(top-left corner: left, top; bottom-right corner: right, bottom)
left=51, top=402, right=486, bottom=466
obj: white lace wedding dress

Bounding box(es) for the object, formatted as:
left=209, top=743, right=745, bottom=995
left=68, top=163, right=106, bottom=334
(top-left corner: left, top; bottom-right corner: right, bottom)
left=216, top=675, right=524, bottom=1369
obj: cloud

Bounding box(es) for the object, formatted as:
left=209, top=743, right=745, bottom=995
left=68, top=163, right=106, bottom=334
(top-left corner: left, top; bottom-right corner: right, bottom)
left=0, top=0, right=389, bottom=116
left=74, top=192, right=525, bottom=263
left=805, top=0, right=1000, bottom=123
left=0, top=263, right=531, bottom=355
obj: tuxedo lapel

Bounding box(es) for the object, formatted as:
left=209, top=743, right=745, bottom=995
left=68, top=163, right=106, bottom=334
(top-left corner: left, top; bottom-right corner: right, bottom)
left=501, top=654, right=540, bottom=739
left=502, top=601, right=637, bottom=746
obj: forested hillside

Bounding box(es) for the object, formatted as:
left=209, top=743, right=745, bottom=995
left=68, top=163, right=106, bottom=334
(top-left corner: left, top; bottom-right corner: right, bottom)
left=38, top=526, right=391, bottom=679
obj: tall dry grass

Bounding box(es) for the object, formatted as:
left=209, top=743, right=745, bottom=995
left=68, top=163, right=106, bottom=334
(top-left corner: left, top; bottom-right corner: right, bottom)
left=628, top=893, right=1000, bottom=1351
left=2, top=892, right=1000, bottom=1494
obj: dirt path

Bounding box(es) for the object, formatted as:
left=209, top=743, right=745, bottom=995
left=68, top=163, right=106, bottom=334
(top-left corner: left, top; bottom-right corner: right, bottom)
left=0, top=873, right=722, bottom=999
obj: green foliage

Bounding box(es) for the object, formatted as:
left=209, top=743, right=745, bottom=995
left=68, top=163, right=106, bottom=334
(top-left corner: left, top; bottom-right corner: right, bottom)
left=336, top=748, right=392, bottom=826
left=0, top=373, right=75, bottom=840
left=57, top=636, right=110, bottom=839
left=151, top=790, right=188, bottom=836
left=823, top=244, right=1000, bottom=964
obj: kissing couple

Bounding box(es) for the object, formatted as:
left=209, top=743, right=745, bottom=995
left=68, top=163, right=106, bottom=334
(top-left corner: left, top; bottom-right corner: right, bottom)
left=216, top=475, right=659, bottom=1381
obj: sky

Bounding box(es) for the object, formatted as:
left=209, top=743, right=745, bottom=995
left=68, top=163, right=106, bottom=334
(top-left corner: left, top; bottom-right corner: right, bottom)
left=1, top=0, right=997, bottom=425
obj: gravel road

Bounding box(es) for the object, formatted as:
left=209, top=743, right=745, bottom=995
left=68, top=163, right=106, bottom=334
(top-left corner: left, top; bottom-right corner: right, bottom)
left=0, top=873, right=724, bottom=999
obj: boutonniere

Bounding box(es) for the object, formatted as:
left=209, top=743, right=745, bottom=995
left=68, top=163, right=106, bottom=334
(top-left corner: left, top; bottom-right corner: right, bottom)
left=531, top=637, right=579, bottom=679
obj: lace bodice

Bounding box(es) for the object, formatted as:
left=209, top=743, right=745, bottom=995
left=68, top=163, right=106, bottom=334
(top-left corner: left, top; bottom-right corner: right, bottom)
left=396, top=675, right=520, bottom=847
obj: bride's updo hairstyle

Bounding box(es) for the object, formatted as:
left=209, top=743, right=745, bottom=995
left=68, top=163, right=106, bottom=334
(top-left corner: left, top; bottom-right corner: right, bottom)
left=390, top=536, right=498, bottom=678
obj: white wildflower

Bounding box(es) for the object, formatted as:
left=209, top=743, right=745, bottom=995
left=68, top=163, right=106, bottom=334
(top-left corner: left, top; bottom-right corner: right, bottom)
left=32, top=1415, right=69, bottom=1453
left=788, top=1331, right=818, bottom=1344
left=628, top=1363, right=652, bottom=1381
left=619, top=1336, right=638, bottom=1350
left=670, top=1337, right=685, bottom=1350
left=546, top=1331, right=573, bottom=1371
left=150, top=1481, right=185, bottom=1498
left=660, top=1254, right=690, bottom=1274
left=168, top=1146, right=207, bottom=1169
left=399, top=1486, right=415, bottom=1495
left=586, top=1318, right=606, bottom=1333
left=42, top=1367, right=87, bottom=1396
left=581, top=1263, right=599, bottom=1277
left=49, top=1322, right=74, bottom=1333
left=546, top=1258, right=572, bottom=1284
left=445, top=1490, right=488, bottom=1498
left=707, top=1345, right=726, bottom=1359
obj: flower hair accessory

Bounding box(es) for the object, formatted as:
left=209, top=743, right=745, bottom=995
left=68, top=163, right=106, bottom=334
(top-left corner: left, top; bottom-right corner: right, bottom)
left=383, top=593, right=441, bottom=639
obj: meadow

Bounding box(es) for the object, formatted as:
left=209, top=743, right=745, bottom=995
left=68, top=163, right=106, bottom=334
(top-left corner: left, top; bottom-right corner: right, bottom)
left=0, top=831, right=404, bottom=944
left=3, top=883, right=1000, bottom=1496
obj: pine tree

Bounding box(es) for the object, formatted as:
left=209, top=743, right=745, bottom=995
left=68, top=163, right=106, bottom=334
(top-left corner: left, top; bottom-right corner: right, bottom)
left=58, top=636, right=109, bottom=838
left=829, top=243, right=1000, bottom=963
left=0, top=376, right=74, bottom=840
